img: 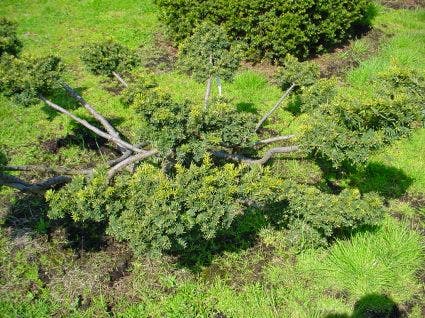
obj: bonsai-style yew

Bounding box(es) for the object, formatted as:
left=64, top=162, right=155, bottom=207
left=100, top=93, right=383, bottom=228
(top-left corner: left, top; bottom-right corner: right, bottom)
left=1, top=19, right=424, bottom=255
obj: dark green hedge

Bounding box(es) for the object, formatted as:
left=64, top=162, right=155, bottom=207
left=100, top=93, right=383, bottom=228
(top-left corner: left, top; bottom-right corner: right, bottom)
left=156, top=0, right=374, bottom=63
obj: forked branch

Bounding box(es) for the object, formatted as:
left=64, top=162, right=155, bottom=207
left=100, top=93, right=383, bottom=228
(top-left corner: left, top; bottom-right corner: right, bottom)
left=62, top=83, right=121, bottom=138
left=62, top=82, right=128, bottom=153
left=107, top=149, right=159, bottom=181
left=38, top=95, right=143, bottom=153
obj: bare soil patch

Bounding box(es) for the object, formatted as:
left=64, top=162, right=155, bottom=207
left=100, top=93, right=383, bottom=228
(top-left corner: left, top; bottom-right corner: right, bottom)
left=378, top=0, right=425, bottom=9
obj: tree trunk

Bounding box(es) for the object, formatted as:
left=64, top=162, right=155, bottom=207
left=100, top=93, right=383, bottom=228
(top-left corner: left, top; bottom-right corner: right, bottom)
left=0, top=173, right=71, bottom=194
left=107, top=149, right=158, bottom=181
left=216, top=76, right=222, bottom=97
left=62, top=83, right=127, bottom=154
left=255, top=135, right=295, bottom=146
left=204, top=76, right=212, bottom=109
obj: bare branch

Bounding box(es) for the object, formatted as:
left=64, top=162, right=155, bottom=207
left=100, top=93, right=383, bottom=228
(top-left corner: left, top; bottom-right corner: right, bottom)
left=0, top=173, right=71, bottom=194
left=62, top=83, right=122, bottom=138
left=39, top=95, right=143, bottom=153
left=255, top=135, right=295, bottom=146
left=1, top=165, right=92, bottom=175
left=112, top=71, right=128, bottom=88
left=108, top=149, right=159, bottom=181
left=212, top=145, right=299, bottom=165
left=204, top=76, right=212, bottom=109
left=255, top=83, right=296, bottom=132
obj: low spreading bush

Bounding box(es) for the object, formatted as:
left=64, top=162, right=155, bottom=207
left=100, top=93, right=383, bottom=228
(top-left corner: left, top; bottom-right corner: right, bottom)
left=300, top=65, right=425, bottom=167
left=46, top=159, right=386, bottom=255
left=46, top=159, right=281, bottom=255
left=156, top=0, right=374, bottom=62
left=284, top=185, right=384, bottom=250
left=0, top=54, right=63, bottom=105
left=80, top=40, right=139, bottom=76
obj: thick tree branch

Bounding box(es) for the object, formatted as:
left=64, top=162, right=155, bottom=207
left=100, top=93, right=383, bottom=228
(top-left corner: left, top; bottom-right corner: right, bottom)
left=39, top=95, right=143, bottom=153
left=213, top=145, right=299, bottom=165
left=1, top=148, right=132, bottom=176
left=107, top=149, right=132, bottom=166
left=62, top=83, right=122, bottom=139
left=1, top=165, right=93, bottom=176
left=255, top=83, right=296, bottom=131
left=112, top=71, right=128, bottom=88
left=107, top=149, right=159, bottom=181
left=0, top=173, right=71, bottom=194
left=255, top=135, right=295, bottom=146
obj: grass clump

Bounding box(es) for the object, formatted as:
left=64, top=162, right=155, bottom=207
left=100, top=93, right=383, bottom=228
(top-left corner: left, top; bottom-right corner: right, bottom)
left=322, top=218, right=423, bottom=303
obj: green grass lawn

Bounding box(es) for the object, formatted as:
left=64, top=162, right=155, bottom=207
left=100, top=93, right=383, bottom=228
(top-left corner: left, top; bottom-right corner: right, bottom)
left=0, top=2, right=424, bottom=317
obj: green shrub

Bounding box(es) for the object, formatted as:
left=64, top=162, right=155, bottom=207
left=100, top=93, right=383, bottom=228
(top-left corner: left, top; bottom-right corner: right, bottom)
left=127, top=81, right=257, bottom=164
left=276, top=55, right=320, bottom=91
left=156, top=0, right=374, bottom=62
left=46, top=160, right=386, bottom=255
left=300, top=77, right=339, bottom=113
left=284, top=185, right=385, bottom=250
left=47, top=158, right=281, bottom=255
left=177, top=22, right=241, bottom=83
left=0, top=54, right=63, bottom=105
left=301, top=66, right=425, bottom=167
left=0, top=18, right=22, bottom=57
left=45, top=64, right=424, bottom=256
left=80, top=40, right=139, bottom=76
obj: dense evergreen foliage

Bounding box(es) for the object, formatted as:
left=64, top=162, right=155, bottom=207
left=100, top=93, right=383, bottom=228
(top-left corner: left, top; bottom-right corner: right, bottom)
left=80, top=40, right=139, bottom=76
left=0, top=17, right=22, bottom=57
left=156, top=0, right=374, bottom=62
left=177, top=22, right=241, bottom=83
left=0, top=54, right=63, bottom=105
left=1, top=17, right=424, bottom=256
left=301, top=66, right=425, bottom=167
left=122, top=72, right=257, bottom=166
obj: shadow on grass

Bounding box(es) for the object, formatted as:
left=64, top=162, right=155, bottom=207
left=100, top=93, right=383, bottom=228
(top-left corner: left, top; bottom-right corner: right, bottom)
left=0, top=150, right=7, bottom=166
left=40, top=86, right=89, bottom=120
left=285, top=94, right=302, bottom=115
left=2, top=194, right=107, bottom=254
left=39, top=113, right=126, bottom=156
left=325, top=293, right=407, bottom=318
left=170, top=203, right=290, bottom=271
left=316, top=158, right=413, bottom=199
left=236, top=102, right=258, bottom=114
left=350, top=162, right=413, bottom=199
